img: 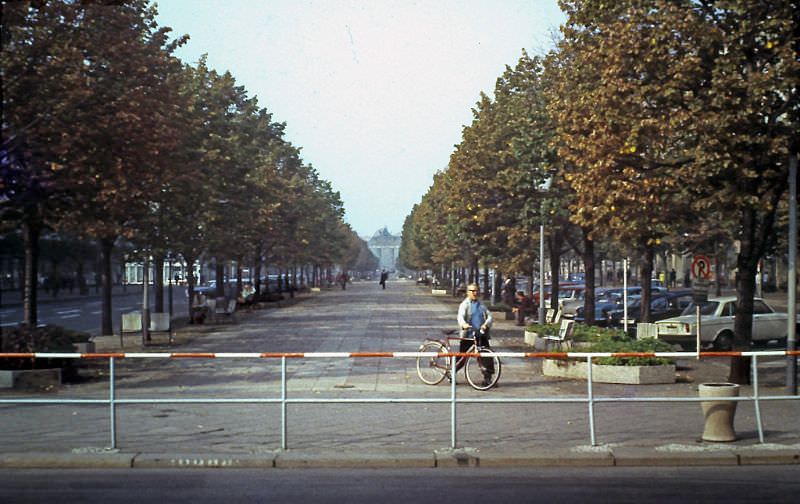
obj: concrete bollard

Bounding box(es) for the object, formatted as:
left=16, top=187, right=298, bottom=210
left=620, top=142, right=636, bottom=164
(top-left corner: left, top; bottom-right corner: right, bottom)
left=699, top=382, right=740, bottom=442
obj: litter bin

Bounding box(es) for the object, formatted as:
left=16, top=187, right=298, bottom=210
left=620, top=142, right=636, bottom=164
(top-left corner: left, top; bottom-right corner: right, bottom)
left=699, top=382, right=740, bottom=442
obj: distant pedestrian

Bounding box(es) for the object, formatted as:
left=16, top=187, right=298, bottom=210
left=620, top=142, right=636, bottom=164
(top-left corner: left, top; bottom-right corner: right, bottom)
left=338, top=272, right=348, bottom=290
left=379, top=270, right=388, bottom=290
left=669, top=269, right=676, bottom=288
left=502, top=276, right=515, bottom=306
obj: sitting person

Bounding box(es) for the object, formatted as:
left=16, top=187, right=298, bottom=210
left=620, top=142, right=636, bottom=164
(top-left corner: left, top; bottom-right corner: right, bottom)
left=513, top=291, right=536, bottom=326
left=237, top=282, right=256, bottom=308
left=191, top=292, right=208, bottom=324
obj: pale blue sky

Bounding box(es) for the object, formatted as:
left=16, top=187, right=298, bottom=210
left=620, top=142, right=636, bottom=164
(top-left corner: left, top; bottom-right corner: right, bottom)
left=154, top=0, right=565, bottom=237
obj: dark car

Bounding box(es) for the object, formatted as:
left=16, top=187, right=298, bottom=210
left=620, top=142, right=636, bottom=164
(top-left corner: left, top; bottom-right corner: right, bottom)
left=606, top=289, right=694, bottom=333
left=574, top=299, right=621, bottom=326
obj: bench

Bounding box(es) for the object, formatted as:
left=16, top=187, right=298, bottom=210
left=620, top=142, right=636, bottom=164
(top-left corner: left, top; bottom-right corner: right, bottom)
left=542, top=319, right=574, bottom=351
left=212, top=298, right=237, bottom=323
left=545, top=308, right=562, bottom=324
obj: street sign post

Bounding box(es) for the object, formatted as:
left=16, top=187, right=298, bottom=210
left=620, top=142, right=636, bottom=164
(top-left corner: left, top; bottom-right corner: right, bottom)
left=691, top=255, right=712, bottom=302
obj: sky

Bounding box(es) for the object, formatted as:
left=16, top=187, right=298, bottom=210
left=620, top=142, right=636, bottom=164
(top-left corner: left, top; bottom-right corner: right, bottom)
left=154, top=0, right=566, bottom=238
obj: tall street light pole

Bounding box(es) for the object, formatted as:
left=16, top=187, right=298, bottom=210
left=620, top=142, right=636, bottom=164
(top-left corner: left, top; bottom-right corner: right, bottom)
left=539, top=223, right=546, bottom=324
left=538, top=175, right=553, bottom=325
left=787, top=154, right=797, bottom=395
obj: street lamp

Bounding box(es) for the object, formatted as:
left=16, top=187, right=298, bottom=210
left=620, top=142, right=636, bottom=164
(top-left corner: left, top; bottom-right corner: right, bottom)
left=787, top=154, right=797, bottom=395
left=538, top=175, right=553, bottom=325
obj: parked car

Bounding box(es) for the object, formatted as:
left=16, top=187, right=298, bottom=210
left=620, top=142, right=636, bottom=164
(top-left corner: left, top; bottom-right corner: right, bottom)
left=531, top=281, right=583, bottom=308
left=567, top=286, right=668, bottom=323
left=561, top=287, right=622, bottom=318
left=606, top=289, right=694, bottom=333
left=655, top=296, right=799, bottom=350
left=193, top=281, right=218, bottom=295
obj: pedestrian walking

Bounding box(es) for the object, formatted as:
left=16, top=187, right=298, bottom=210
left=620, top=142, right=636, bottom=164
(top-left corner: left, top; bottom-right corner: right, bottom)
left=379, top=270, right=388, bottom=290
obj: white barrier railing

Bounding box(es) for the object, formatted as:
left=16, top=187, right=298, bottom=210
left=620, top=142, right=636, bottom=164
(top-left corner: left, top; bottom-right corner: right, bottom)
left=1, top=350, right=798, bottom=450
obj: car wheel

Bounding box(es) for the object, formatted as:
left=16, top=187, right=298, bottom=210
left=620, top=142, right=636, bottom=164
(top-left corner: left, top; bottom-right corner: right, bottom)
left=714, top=331, right=734, bottom=351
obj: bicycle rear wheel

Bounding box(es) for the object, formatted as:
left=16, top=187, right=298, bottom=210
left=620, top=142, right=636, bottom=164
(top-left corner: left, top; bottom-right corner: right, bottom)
left=416, top=341, right=448, bottom=385
left=465, top=348, right=501, bottom=390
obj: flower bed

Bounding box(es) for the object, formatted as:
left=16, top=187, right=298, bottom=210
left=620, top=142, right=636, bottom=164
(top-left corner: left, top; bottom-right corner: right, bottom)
left=524, top=323, right=677, bottom=383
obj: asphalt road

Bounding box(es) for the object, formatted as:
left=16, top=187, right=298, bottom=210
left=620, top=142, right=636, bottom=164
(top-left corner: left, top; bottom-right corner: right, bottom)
left=0, top=288, right=190, bottom=335
left=2, top=466, right=799, bottom=504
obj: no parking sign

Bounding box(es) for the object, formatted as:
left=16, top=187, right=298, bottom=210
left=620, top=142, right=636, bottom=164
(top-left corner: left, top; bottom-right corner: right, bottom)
left=691, top=255, right=712, bottom=280
left=691, top=255, right=712, bottom=302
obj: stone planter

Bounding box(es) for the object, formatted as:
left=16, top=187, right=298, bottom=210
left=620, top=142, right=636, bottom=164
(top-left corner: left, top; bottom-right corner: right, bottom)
left=491, top=310, right=514, bottom=321
left=74, top=341, right=95, bottom=353
left=699, top=382, right=740, bottom=442
left=0, top=368, right=62, bottom=389
left=524, top=331, right=545, bottom=349
left=542, top=359, right=676, bottom=385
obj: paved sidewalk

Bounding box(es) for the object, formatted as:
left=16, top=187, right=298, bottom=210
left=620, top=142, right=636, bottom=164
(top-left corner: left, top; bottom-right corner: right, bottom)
left=1, top=280, right=798, bottom=469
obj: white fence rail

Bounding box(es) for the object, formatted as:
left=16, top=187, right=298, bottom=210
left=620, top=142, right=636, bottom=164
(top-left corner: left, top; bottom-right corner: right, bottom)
left=1, top=350, right=798, bottom=450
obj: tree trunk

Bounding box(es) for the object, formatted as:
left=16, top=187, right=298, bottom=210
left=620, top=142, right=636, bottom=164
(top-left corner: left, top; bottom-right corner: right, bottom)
left=236, top=261, right=243, bottom=296
left=582, top=231, right=596, bottom=325
left=22, top=220, right=41, bottom=327
left=482, top=264, right=490, bottom=301
left=77, top=261, right=88, bottom=295
left=215, top=261, right=225, bottom=298
left=154, top=253, right=164, bottom=313
left=640, top=244, right=655, bottom=323
left=493, top=270, right=503, bottom=305
left=184, top=253, right=197, bottom=321
left=730, top=209, right=759, bottom=384
left=100, top=238, right=115, bottom=336
left=548, top=231, right=563, bottom=311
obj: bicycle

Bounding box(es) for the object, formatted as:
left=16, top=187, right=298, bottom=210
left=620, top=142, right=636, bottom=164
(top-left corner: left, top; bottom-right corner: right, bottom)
left=415, top=328, right=501, bottom=390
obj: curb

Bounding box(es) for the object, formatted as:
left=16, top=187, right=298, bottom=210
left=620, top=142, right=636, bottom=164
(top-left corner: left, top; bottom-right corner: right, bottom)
left=1, top=446, right=797, bottom=469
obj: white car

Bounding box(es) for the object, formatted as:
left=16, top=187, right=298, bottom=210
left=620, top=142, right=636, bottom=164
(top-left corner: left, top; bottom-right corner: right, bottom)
left=655, top=296, right=797, bottom=350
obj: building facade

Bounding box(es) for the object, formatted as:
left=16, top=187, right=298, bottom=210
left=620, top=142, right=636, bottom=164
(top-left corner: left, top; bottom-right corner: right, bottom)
left=367, top=227, right=401, bottom=271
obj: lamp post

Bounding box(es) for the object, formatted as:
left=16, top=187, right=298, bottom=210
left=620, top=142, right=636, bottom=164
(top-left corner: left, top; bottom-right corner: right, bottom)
left=787, top=154, right=797, bottom=395
left=538, top=175, right=553, bottom=325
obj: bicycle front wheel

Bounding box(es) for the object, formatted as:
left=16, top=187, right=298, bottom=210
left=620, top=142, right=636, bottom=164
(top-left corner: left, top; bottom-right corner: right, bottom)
left=416, top=341, right=448, bottom=385
left=465, top=348, right=501, bottom=390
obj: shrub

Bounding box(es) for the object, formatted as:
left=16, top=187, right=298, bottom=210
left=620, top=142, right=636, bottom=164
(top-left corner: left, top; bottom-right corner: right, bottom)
left=525, top=322, right=626, bottom=343
left=0, top=324, right=90, bottom=371
left=587, top=338, right=675, bottom=366
left=488, top=302, right=513, bottom=312
left=571, top=324, right=627, bottom=343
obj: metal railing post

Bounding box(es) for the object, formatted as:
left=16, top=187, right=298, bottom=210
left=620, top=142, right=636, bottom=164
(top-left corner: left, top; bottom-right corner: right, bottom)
left=281, top=356, right=287, bottom=450
left=451, top=355, right=457, bottom=449
left=752, top=354, right=764, bottom=443
left=587, top=355, right=597, bottom=446
left=109, top=357, right=117, bottom=450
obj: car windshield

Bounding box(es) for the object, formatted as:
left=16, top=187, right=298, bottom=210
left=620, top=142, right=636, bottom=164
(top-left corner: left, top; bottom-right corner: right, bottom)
left=627, top=296, right=643, bottom=308
left=681, top=301, right=719, bottom=316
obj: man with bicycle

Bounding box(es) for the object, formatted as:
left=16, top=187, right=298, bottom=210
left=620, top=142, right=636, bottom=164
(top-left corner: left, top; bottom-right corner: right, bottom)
left=457, top=283, right=495, bottom=387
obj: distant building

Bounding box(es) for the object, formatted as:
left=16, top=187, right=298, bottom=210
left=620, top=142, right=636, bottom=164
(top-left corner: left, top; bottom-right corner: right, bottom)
left=367, top=227, right=401, bottom=271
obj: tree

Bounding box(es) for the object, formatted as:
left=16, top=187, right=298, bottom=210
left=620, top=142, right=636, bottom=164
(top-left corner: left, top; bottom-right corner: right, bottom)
left=548, top=0, right=704, bottom=323
left=681, top=0, right=799, bottom=381
left=2, top=1, right=187, bottom=333
left=2, top=2, right=91, bottom=326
